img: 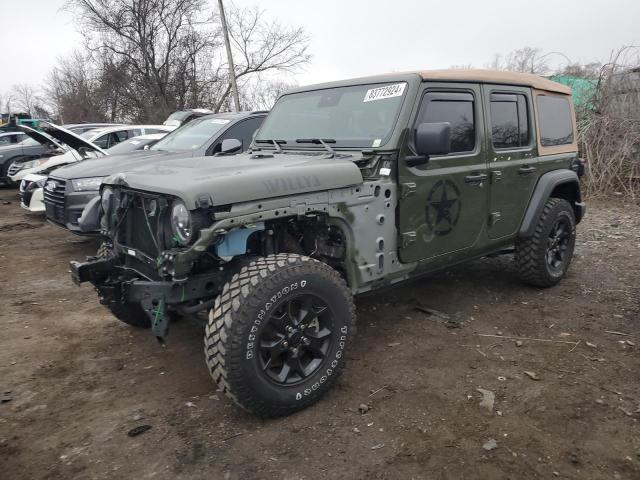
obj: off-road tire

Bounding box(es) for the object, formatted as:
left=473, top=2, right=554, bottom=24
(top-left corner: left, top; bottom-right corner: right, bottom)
left=516, top=197, right=576, bottom=288
left=204, top=254, right=356, bottom=417
left=96, top=242, right=151, bottom=328
left=96, top=242, right=112, bottom=259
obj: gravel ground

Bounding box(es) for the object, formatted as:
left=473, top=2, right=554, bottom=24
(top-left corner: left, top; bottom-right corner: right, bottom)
left=0, top=188, right=639, bottom=480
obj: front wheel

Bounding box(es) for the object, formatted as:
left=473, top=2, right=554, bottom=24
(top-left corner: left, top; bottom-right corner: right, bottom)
left=204, top=254, right=356, bottom=417
left=516, top=198, right=576, bottom=287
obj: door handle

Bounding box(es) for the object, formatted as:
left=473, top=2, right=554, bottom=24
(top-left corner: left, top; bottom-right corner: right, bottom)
left=518, top=166, right=537, bottom=175
left=464, top=173, right=488, bottom=184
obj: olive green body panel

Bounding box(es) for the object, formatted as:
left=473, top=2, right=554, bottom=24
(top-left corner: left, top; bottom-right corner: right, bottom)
left=104, top=154, right=364, bottom=209
left=397, top=82, right=489, bottom=264
left=482, top=84, right=539, bottom=239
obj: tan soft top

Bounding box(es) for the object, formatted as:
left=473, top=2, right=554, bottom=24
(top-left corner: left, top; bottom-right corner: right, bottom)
left=412, top=69, right=571, bottom=95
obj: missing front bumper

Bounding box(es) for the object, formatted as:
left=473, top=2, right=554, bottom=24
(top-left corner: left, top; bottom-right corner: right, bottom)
left=70, top=256, right=224, bottom=338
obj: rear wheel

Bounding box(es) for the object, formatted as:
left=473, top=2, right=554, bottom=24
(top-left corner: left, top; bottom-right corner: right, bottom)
left=516, top=198, right=576, bottom=287
left=204, top=254, right=356, bottom=417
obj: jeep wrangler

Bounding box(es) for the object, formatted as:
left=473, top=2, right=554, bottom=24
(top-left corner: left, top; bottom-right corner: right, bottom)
left=71, top=70, right=585, bottom=417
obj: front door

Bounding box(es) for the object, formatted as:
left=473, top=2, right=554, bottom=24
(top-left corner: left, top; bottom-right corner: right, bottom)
left=398, top=83, right=489, bottom=263
left=482, top=85, right=538, bottom=239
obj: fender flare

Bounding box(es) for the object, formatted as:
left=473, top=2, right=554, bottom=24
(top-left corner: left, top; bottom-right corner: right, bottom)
left=519, top=170, right=582, bottom=238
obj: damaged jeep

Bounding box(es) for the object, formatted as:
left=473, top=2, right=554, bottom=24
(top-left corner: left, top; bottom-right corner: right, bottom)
left=71, top=70, right=585, bottom=417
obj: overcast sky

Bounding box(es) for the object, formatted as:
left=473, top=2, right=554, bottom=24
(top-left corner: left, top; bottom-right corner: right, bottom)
left=0, top=0, right=639, bottom=94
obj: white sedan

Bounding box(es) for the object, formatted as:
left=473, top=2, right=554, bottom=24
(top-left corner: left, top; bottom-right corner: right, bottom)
left=19, top=173, right=48, bottom=212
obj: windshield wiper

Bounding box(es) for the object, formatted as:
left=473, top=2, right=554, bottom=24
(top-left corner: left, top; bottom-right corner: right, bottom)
left=296, top=138, right=336, bottom=157
left=254, top=139, right=286, bottom=152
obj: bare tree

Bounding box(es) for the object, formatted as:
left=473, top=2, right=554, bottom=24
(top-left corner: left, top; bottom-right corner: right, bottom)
left=66, top=0, right=221, bottom=121
left=559, top=62, right=602, bottom=79
left=239, top=77, right=296, bottom=111
left=11, top=84, right=42, bottom=116
left=47, top=50, right=110, bottom=123
left=61, top=0, right=309, bottom=121
left=486, top=47, right=551, bottom=74
left=579, top=46, right=640, bottom=199
left=211, top=4, right=310, bottom=112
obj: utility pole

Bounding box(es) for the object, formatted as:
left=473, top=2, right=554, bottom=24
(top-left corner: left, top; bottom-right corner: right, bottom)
left=218, top=0, right=241, bottom=112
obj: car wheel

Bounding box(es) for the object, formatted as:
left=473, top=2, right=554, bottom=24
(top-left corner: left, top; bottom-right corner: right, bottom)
left=516, top=198, right=576, bottom=287
left=204, top=254, right=356, bottom=417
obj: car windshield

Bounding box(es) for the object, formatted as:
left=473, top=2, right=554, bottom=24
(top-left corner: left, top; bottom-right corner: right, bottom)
left=107, top=137, right=155, bottom=154
left=151, top=117, right=227, bottom=151
left=18, top=136, right=39, bottom=146
left=255, top=82, right=407, bottom=149
left=81, top=129, right=106, bottom=139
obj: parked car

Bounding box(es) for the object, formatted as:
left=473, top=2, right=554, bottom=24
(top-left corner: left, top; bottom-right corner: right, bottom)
left=19, top=173, right=48, bottom=212
left=0, top=130, right=64, bottom=186
left=104, top=133, right=168, bottom=155
left=46, top=111, right=266, bottom=233
left=72, top=70, right=585, bottom=418
left=63, top=123, right=124, bottom=134
left=9, top=125, right=106, bottom=184
left=0, top=131, right=27, bottom=146
left=9, top=124, right=106, bottom=213
left=80, top=125, right=174, bottom=150
left=163, top=108, right=214, bottom=128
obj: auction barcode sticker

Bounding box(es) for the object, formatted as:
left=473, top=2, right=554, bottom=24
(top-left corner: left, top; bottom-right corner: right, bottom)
left=363, top=83, right=406, bottom=102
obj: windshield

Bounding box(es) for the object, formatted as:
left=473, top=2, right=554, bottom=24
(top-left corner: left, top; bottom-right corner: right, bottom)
left=151, top=117, right=227, bottom=151
left=255, top=82, right=407, bottom=149
left=107, top=137, right=155, bottom=154
left=19, top=136, right=40, bottom=146
left=81, top=129, right=105, bottom=139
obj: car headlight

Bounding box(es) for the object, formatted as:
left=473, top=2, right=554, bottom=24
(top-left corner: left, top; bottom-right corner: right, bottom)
left=20, top=158, right=48, bottom=170
left=170, top=200, right=192, bottom=245
left=72, top=177, right=105, bottom=192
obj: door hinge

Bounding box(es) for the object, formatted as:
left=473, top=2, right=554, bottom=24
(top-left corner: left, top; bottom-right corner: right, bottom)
left=400, top=182, right=416, bottom=199
left=401, top=231, right=417, bottom=248
left=489, top=212, right=502, bottom=226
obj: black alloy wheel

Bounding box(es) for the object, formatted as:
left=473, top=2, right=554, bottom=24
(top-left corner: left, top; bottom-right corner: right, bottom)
left=546, top=217, right=572, bottom=273
left=258, top=294, right=333, bottom=385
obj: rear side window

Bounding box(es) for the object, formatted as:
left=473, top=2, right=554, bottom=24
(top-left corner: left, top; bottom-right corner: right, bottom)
left=490, top=93, right=529, bottom=149
left=536, top=95, right=574, bottom=146
left=416, top=92, right=475, bottom=153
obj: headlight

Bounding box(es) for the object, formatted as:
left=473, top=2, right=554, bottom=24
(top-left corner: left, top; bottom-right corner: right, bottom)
left=170, top=200, right=192, bottom=245
left=20, top=158, right=48, bottom=170
left=72, top=177, right=105, bottom=192
left=35, top=178, right=47, bottom=188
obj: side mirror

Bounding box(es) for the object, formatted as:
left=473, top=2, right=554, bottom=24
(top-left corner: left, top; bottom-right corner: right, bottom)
left=77, top=146, right=90, bottom=158
left=407, top=122, right=451, bottom=167
left=220, top=138, right=242, bottom=154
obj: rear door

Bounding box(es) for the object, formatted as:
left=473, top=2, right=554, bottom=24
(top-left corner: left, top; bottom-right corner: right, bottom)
left=398, top=83, right=489, bottom=263
left=482, top=85, right=537, bottom=238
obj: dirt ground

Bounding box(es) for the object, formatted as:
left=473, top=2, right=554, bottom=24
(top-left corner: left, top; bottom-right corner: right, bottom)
left=0, top=187, right=638, bottom=480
